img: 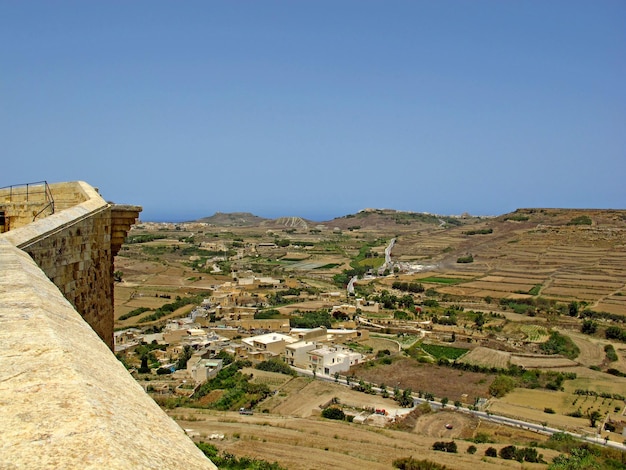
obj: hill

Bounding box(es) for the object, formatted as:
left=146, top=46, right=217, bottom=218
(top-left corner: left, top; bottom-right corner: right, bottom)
left=193, top=212, right=268, bottom=226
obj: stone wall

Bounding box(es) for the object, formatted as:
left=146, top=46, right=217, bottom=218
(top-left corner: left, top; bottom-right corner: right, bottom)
left=1, top=181, right=140, bottom=349
left=0, top=181, right=216, bottom=468
left=0, top=240, right=216, bottom=469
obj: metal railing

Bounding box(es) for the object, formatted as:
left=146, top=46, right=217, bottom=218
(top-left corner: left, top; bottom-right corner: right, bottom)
left=0, top=180, right=55, bottom=221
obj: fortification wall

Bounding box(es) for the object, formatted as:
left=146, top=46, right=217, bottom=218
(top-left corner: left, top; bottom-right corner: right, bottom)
left=0, top=240, right=215, bottom=469
left=0, top=181, right=215, bottom=468
left=1, top=182, right=140, bottom=349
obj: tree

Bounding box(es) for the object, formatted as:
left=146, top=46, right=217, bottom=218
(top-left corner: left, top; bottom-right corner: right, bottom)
left=581, top=319, right=597, bottom=335
left=454, top=400, right=461, bottom=409
left=176, top=345, right=193, bottom=370
left=441, top=397, right=449, bottom=408
left=485, top=447, right=497, bottom=457
left=499, top=445, right=517, bottom=460
left=568, top=301, right=579, bottom=317
left=588, top=410, right=602, bottom=428
left=396, top=388, right=413, bottom=408
left=138, top=355, right=151, bottom=374
left=489, top=375, right=516, bottom=398
left=474, top=312, right=485, bottom=330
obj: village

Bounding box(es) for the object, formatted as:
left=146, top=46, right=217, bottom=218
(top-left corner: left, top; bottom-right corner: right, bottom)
left=115, top=275, right=397, bottom=402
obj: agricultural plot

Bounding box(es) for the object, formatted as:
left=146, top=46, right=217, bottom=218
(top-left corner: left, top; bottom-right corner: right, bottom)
left=458, top=280, right=538, bottom=294
left=555, top=331, right=605, bottom=368
left=458, top=347, right=511, bottom=369
left=489, top=367, right=626, bottom=436
left=243, top=368, right=293, bottom=389
left=562, top=367, right=626, bottom=396
left=420, top=343, right=469, bottom=360
left=260, top=377, right=400, bottom=418
left=595, top=296, right=626, bottom=316
left=350, top=358, right=493, bottom=403
left=418, top=276, right=467, bottom=285
left=509, top=355, right=578, bottom=369
left=360, top=337, right=401, bottom=354
left=519, top=325, right=549, bottom=343
left=488, top=390, right=596, bottom=434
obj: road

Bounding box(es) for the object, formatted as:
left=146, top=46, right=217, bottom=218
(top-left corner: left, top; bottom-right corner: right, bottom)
left=347, top=275, right=358, bottom=295
left=377, top=238, right=396, bottom=275
left=294, top=368, right=626, bottom=452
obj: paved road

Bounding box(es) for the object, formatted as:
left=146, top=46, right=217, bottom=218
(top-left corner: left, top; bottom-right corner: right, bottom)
left=294, top=368, right=626, bottom=452
left=379, top=238, right=396, bottom=273
left=347, top=275, right=358, bottom=295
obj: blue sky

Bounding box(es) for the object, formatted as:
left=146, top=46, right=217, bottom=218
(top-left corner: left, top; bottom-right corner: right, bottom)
left=2, top=1, right=624, bottom=222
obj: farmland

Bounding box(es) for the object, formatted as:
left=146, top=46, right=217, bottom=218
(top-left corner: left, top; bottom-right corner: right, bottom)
left=114, top=208, right=626, bottom=467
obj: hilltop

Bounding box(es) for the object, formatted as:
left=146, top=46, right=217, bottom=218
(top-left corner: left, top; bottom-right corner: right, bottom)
left=192, top=212, right=268, bottom=226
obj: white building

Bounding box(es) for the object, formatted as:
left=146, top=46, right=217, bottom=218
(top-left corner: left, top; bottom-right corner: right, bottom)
left=241, top=333, right=297, bottom=357
left=187, top=356, right=223, bottom=383
left=307, top=346, right=363, bottom=376
left=284, top=341, right=317, bottom=368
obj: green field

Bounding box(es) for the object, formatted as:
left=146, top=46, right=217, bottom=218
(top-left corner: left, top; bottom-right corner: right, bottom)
left=420, top=343, right=469, bottom=360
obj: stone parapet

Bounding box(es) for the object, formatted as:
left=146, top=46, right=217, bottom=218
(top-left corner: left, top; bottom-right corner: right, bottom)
left=1, top=182, right=140, bottom=349
left=0, top=239, right=215, bottom=469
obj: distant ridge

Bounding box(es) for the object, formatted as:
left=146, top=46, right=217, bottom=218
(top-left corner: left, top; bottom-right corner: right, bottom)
left=189, top=208, right=625, bottom=229
left=193, top=212, right=268, bottom=226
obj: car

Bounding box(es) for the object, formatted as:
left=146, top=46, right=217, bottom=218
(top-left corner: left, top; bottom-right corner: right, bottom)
left=445, top=423, right=453, bottom=429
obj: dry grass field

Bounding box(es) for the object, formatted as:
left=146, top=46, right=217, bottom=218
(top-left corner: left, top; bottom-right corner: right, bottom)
left=459, top=347, right=511, bottom=369
left=168, top=384, right=561, bottom=470
left=171, top=409, right=555, bottom=470
left=350, top=358, right=493, bottom=404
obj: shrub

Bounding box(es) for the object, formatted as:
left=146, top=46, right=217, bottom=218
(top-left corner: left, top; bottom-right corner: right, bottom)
left=256, top=359, right=296, bottom=376
left=432, top=441, right=457, bottom=453
left=489, top=375, right=516, bottom=398
left=119, top=307, right=150, bottom=321
left=456, top=254, right=474, bottom=263
left=471, top=432, right=492, bottom=444
left=581, top=319, right=598, bottom=335
left=540, top=331, right=580, bottom=359
left=568, top=215, right=592, bottom=225
left=254, top=309, right=281, bottom=319
left=499, top=445, right=518, bottom=460
left=605, top=326, right=626, bottom=342
left=604, top=344, right=618, bottom=362
left=467, top=445, right=477, bottom=454
left=544, top=407, right=556, bottom=414
left=321, top=407, right=346, bottom=421
left=485, top=447, right=498, bottom=457
left=606, top=368, right=626, bottom=377
left=392, top=457, right=448, bottom=470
